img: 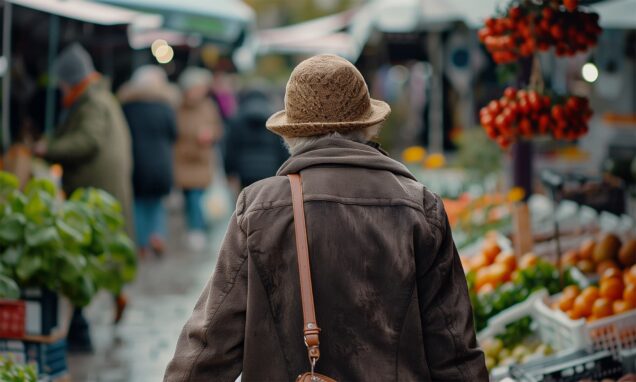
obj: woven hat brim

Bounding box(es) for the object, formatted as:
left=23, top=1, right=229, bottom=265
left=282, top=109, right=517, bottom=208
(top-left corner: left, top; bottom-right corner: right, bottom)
left=266, top=99, right=391, bottom=138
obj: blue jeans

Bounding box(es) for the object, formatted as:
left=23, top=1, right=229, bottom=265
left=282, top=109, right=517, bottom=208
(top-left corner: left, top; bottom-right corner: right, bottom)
left=133, top=197, right=167, bottom=248
left=183, top=189, right=207, bottom=231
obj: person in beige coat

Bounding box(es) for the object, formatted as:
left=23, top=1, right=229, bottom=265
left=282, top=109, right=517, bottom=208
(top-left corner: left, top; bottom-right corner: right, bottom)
left=175, top=67, right=223, bottom=251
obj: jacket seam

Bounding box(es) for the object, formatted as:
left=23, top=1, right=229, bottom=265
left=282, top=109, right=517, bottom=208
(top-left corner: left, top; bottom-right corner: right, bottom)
left=250, top=255, right=294, bottom=381
left=395, top=283, right=417, bottom=381
left=433, top=299, right=472, bottom=381
left=179, top=251, right=248, bottom=382
left=243, top=199, right=425, bottom=218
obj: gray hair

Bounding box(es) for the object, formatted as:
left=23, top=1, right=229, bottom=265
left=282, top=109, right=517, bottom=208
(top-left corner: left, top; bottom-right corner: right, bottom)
left=131, top=65, right=168, bottom=87
left=178, top=67, right=213, bottom=91
left=283, top=125, right=382, bottom=155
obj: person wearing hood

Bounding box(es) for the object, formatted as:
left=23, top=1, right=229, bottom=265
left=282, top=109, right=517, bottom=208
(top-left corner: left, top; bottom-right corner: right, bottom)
left=174, top=67, right=223, bottom=251
left=118, top=65, right=178, bottom=258
left=165, top=55, right=487, bottom=381
left=224, top=87, right=289, bottom=191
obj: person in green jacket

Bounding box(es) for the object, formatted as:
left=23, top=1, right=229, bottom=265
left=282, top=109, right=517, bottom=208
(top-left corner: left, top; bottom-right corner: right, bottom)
left=33, top=43, right=135, bottom=350
left=34, top=43, right=134, bottom=237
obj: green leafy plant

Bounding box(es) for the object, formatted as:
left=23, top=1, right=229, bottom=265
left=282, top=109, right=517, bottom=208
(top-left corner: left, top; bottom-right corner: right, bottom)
left=0, top=356, right=38, bottom=382
left=0, top=171, right=136, bottom=306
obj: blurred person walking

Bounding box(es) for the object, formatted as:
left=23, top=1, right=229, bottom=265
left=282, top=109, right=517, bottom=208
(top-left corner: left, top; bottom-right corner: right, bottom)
left=165, top=55, right=487, bottom=381
left=118, top=66, right=179, bottom=258
left=175, top=67, right=223, bottom=252
left=224, top=87, right=288, bottom=191
left=33, top=43, right=134, bottom=350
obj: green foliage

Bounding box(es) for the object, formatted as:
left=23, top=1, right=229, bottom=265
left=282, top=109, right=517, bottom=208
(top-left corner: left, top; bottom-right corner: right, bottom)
left=454, top=128, right=503, bottom=178
left=496, top=316, right=533, bottom=348
left=0, top=172, right=137, bottom=305
left=0, top=356, right=38, bottom=382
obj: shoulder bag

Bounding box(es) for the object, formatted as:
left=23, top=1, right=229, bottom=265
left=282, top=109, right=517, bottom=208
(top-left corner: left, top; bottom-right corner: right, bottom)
left=288, top=174, right=337, bottom=382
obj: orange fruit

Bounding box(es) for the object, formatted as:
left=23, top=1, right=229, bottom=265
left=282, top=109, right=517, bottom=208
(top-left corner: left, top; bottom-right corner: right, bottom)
left=488, top=263, right=509, bottom=285
left=581, top=286, right=600, bottom=302
left=596, top=260, right=619, bottom=276
left=600, top=277, right=624, bottom=301
left=625, top=265, right=636, bottom=286
left=474, top=267, right=491, bottom=290
left=573, top=294, right=593, bottom=318
left=482, top=241, right=501, bottom=263
left=470, top=254, right=489, bottom=271
left=495, top=251, right=517, bottom=272
left=577, top=259, right=595, bottom=273
left=612, top=299, right=635, bottom=315
left=561, top=250, right=579, bottom=267
left=601, top=267, right=623, bottom=282
left=623, top=283, right=636, bottom=306
left=587, top=315, right=599, bottom=322
left=592, top=298, right=613, bottom=318
left=567, top=309, right=582, bottom=320
left=579, top=239, right=596, bottom=260
left=563, top=285, right=580, bottom=298
left=618, top=239, right=636, bottom=267
left=558, top=294, right=577, bottom=312
left=519, top=253, right=538, bottom=270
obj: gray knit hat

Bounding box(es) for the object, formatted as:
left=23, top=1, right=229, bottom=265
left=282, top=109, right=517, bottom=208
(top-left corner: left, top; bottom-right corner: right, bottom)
left=53, top=43, right=95, bottom=85
left=266, top=54, right=390, bottom=138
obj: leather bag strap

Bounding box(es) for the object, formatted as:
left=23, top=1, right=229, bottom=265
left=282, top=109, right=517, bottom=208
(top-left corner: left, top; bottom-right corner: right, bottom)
left=288, top=174, right=321, bottom=367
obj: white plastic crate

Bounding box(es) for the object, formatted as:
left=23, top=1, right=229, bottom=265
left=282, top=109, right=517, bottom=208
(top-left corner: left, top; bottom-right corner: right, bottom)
left=534, top=294, right=636, bottom=359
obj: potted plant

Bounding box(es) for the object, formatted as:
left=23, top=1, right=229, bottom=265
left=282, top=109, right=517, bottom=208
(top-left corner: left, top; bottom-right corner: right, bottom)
left=0, top=171, right=137, bottom=335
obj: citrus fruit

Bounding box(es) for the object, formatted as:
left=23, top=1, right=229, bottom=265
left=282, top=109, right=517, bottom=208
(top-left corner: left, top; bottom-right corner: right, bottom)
left=623, top=283, right=636, bottom=306
left=596, top=260, right=619, bottom=276
left=563, top=285, right=580, bottom=298
left=600, top=277, right=624, bottom=301
left=519, top=253, right=538, bottom=270
left=592, top=298, right=613, bottom=318
left=573, top=294, right=593, bottom=317
left=558, top=294, right=576, bottom=312
left=612, top=299, right=634, bottom=315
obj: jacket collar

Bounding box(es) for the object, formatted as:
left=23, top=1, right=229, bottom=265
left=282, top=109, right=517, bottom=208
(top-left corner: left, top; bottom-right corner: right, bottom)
left=276, top=137, right=416, bottom=180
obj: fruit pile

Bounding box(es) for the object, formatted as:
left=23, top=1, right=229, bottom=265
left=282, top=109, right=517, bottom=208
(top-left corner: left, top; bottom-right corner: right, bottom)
left=482, top=333, right=554, bottom=370
left=552, top=262, right=636, bottom=322
left=479, top=87, right=593, bottom=148
left=461, top=237, right=519, bottom=294
left=478, top=0, right=602, bottom=64
left=561, top=234, right=636, bottom=274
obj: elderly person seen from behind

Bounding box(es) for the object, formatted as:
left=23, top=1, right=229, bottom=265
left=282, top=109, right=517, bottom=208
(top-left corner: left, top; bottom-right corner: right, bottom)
left=164, top=54, right=487, bottom=381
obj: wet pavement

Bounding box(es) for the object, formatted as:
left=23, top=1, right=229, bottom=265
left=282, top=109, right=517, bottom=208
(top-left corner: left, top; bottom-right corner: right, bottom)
left=67, top=196, right=230, bottom=382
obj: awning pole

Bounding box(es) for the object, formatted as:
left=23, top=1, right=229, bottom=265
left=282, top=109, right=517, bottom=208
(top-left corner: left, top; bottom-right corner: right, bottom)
left=44, top=15, right=59, bottom=135
left=2, top=1, right=12, bottom=152
left=427, top=31, right=444, bottom=153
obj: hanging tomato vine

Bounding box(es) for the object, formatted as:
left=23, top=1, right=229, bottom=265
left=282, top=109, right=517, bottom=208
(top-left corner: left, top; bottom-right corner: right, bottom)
left=477, top=0, right=601, bottom=149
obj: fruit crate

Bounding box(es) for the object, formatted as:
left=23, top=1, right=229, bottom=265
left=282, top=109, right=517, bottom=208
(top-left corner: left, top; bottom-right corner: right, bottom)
left=508, top=349, right=624, bottom=382
left=0, top=300, right=26, bottom=339
left=534, top=293, right=636, bottom=359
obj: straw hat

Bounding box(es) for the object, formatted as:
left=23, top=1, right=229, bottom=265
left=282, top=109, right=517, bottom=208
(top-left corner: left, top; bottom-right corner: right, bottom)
left=266, top=54, right=391, bottom=138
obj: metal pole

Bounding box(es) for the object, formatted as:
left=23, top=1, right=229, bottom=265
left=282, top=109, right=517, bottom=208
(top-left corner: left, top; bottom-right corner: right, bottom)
left=44, top=15, right=60, bottom=135
left=2, top=1, right=12, bottom=152
left=427, top=31, right=444, bottom=153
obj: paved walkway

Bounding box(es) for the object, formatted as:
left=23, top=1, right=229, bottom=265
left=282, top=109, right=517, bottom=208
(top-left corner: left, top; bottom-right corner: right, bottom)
left=67, top=197, right=230, bottom=382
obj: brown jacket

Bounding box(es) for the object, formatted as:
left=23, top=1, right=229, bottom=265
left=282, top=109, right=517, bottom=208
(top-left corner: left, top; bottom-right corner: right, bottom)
left=164, top=137, right=487, bottom=382
left=174, top=98, right=223, bottom=189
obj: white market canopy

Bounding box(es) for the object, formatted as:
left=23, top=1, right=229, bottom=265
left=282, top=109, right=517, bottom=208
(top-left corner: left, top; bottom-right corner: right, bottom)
left=6, top=0, right=162, bottom=28
left=97, top=0, right=255, bottom=45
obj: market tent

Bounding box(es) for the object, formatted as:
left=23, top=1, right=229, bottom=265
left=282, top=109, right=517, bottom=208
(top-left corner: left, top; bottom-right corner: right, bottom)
left=592, top=0, right=636, bottom=28
left=6, top=0, right=161, bottom=27
left=97, top=0, right=255, bottom=46
left=256, top=9, right=364, bottom=60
